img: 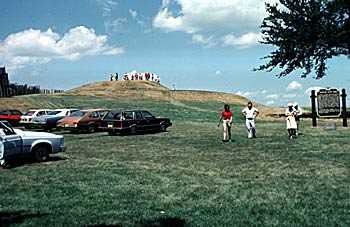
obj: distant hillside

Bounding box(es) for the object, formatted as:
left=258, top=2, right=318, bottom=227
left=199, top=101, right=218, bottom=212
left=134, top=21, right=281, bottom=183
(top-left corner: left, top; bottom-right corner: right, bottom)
left=67, top=80, right=250, bottom=104
left=0, top=80, right=282, bottom=119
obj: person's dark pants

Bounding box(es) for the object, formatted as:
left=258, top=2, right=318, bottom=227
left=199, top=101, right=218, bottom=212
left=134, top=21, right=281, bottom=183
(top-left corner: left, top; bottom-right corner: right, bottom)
left=288, top=129, right=296, bottom=137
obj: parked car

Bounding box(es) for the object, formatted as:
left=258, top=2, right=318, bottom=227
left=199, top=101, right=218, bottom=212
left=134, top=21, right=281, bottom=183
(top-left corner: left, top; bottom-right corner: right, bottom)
left=0, top=121, right=65, bottom=167
left=57, top=109, right=109, bottom=133
left=20, top=109, right=52, bottom=128
left=0, top=109, right=23, bottom=126
left=100, top=110, right=172, bottom=135
left=32, top=109, right=79, bottom=131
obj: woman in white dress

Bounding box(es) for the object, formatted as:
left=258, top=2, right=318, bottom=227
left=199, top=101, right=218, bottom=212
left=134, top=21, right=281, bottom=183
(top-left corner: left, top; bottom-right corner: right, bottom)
left=286, top=103, right=298, bottom=139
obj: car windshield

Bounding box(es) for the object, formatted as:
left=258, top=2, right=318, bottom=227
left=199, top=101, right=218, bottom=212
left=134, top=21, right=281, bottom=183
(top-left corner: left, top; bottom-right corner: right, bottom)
left=70, top=111, right=87, bottom=117
left=0, top=121, right=15, bottom=135
left=24, top=111, right=35, bottom=116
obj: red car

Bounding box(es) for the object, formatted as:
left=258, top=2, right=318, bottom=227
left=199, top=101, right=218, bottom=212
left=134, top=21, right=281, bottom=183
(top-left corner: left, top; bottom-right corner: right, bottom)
left=0, top=109, right=23, bottom=126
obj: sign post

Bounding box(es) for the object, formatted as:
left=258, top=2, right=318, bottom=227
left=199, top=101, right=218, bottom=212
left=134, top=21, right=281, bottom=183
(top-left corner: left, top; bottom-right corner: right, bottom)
left=311, top=90, right=317, bottom=127
left=341, top=89, right=348, bottom=127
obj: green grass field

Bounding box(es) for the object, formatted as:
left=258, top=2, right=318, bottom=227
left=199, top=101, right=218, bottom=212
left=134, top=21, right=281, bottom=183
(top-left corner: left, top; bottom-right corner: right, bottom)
left=0, top=95, right=349, bottom=226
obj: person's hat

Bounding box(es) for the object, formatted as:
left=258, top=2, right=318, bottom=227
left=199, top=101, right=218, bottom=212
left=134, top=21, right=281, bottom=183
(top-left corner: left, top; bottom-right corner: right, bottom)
left=287, top=102, right=293, bottom=107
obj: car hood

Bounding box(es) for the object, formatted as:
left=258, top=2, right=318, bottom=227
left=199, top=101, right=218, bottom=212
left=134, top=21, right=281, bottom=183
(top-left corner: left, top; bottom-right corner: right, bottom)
left=21, top=115, right=33, bottom=119
left=58, top=117, right=82, bottom=124
left=14, top=129, right=63, bottom=139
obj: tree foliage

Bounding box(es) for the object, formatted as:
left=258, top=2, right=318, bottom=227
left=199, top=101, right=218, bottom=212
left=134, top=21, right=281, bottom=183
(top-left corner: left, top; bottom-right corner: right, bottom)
left=256, top=0, right=350, bottom=79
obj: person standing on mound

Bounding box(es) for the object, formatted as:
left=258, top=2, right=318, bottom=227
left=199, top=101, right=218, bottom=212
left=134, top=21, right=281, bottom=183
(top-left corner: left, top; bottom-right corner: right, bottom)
left=218, top=104, right=233, bottom=142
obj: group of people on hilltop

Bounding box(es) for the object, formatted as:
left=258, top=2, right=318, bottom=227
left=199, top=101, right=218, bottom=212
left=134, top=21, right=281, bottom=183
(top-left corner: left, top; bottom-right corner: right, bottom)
left=109, top=72, right=161, bottom=83
left=218, top=102, right=302, bottom=142
left=122, top=72, right=160, bottom=83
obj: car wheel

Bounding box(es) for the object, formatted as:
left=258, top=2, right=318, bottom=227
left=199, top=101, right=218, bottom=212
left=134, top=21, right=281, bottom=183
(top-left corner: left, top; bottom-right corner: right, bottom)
left=33, top=146, right=50, bottom=162
left=130, top=125, right=137, bottom=134
left=160, top=123, right=167, bottom=132
left=1, top=160, right=10, bottom=169
left=87, top=125, right=96, bottom=133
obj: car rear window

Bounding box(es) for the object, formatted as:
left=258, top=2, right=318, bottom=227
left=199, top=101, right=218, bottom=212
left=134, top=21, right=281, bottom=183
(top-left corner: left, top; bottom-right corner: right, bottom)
left=24, top=111, right=35, bottom=116
left=0, top=111, right=10, bottom=115
left=104, top=112, right=121, bottom=120
left=47, top=111, right=61, bottom=115
left=70, top=111, right=87, bottom=117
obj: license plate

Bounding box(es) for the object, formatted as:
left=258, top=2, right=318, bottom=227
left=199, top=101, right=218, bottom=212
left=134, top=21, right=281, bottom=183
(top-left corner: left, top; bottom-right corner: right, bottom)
left=108, top=124, right=113, bottom=128
left=65, top=124, right=70, bottom=128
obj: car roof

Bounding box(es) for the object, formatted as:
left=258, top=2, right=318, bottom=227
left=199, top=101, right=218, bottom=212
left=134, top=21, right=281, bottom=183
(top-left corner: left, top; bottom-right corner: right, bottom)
left=28, top=109, right=52, bottom=112
left=54, top=109, right=79, bottom=111
left=80, top=109, right=110, bottom=112
left=110, top=110, right=150, bottom=112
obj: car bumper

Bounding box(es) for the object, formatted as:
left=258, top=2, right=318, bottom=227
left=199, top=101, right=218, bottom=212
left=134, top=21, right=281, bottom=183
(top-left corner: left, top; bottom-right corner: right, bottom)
left=100, top=127, right=127, bottom=133
left=57, top=124, right=79, bottom=130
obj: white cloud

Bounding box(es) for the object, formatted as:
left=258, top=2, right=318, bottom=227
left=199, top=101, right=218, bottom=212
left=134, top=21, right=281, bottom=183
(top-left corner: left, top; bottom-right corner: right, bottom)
left=261, top=90, right=268, bottom=94
left=215, top=70, right=222, bottom=76
left=153, top=0, right=275, bottom=48
left=265, top=94, right=279, bottom=99
left=104, top=18, right=128, bottom=34
left=235, top=91, right=258, bottom=98
left=287, top=81, right=303, bottom=91
left=129, top=9, right=138, bottom=19
left=265, top=100, right=275, bottom=106
left=0, top=26, right=123, bottom=71
left=96, top=0, right=129, bottom=35
left=282, top=93, right=297, bottom=99
left=154, top=0, right=269, bottom=34
left=128, top=9, right=148, bottom=28
left=222, top=32, right=261, bottom=48
left=191, top=34, right=216, bottom=48
left=96, top=0, right=118, bottom=18
left=304, top=86, right=325, bottom=95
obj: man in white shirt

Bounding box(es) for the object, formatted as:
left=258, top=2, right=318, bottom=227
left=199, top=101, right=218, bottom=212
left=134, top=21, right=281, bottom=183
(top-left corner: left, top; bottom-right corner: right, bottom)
left=242, top=101, right=259, bottom=139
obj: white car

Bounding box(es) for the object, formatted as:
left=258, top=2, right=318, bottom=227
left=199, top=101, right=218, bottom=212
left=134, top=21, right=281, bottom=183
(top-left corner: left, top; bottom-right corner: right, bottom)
left=32, top=109, right=79, bottom=130
left=0, top=121, right=65, bottom=167
left=20, top=109, right=52, bottom=128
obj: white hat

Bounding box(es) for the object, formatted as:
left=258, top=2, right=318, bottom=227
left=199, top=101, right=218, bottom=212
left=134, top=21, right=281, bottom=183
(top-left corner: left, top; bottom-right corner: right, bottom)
left=287, top=102, right=293, bottom=107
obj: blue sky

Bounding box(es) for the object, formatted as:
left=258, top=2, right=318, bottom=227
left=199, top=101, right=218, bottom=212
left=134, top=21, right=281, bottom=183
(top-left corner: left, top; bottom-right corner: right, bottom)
left=0, top=0, right=349, bottom=106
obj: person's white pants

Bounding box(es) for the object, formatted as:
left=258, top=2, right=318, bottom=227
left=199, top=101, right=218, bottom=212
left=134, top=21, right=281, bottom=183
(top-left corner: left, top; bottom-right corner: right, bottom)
left=245, top=119, right=256, bottom=138
left=222, top=120, right=231, bottom=141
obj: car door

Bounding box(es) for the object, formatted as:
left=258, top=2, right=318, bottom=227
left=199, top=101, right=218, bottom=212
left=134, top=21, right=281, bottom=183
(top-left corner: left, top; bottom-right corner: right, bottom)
left=141, top=111, right=158, bottom=131
left=0, top=110, right=10, bottom=121
left=0, top=123, right=22, bottom=159
left=135, top=111, right=147, bottom=131
left=97, top=110, right=109, bottom=126
left=11, top=110, right=22, bottom=122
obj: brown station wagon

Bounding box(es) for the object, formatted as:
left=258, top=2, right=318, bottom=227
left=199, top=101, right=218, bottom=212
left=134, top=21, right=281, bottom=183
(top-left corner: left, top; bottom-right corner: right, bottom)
left=57, top=109, right=109, bottom=133
left=100, top=110, right=172, bottom=135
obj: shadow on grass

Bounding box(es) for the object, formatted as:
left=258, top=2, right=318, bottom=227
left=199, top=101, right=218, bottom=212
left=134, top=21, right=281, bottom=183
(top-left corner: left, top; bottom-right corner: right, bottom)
left=0, top=211, right=47, bottom=227
left=107, top=131, right=169, bottom=137
left=2, top=156, right=67, bottom=169
left=87, top=217, right=186, bottom=227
